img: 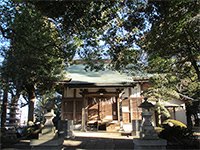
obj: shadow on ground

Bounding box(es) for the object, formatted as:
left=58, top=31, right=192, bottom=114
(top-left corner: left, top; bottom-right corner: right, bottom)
left=63, top=136, right=134, bottom=150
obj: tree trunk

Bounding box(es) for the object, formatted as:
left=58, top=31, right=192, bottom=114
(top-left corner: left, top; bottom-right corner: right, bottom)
left=1, top=78, right=9, bottom=128
left=191, top=58, right=200, bottom=82
left=185, top=102, right=193, bottom=129
left=26, top=84, right=36, bottom=123
left=188, top=49, right=200, bottom=82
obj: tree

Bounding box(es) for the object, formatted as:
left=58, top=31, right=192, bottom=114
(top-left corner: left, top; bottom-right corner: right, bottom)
left=29, top=0, right=149, bottom=72
left=26, top=1, right=199, bottom=77
left=0, top=76, right=9, bottom=128
left=143, top=69, right=200, bottom=127
left=137, top=1, right=200, bottom=126
left=0, top=1, right=76, bottom=122
left=139, top=1, right=200, bottom=81
left=142, top=75, right=180, bottom=126
left=35, top=91, right=62, bottom=128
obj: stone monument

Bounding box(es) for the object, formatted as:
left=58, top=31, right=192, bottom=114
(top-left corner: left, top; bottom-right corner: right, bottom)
left=30, top=101, right=64, bottom=150
left=133, top=98, right=167, bottom=149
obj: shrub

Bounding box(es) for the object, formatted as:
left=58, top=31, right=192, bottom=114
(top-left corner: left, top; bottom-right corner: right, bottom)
left=163, top=119, right=187, bottom=128
left=154, top=127, right=164, bottom=134
left=159, top=122, right=199, bottom=149
left=26, top=123, right=42, bottom=139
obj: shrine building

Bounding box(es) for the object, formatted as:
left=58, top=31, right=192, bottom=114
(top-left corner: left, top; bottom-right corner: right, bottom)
left=61, top=62, right=152, bottom=132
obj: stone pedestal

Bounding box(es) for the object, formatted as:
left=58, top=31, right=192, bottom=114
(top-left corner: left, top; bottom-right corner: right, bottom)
left=58, top=120, right=74, bottom=138
left=66, top=120, right=74, bottom=138
left=133, top=138, right=167, bottom=150
left=5, top=126, right=17, bottom=142
left=132, top=120, right=142, bottom=136
left=30, top=109, right=64, bottom=150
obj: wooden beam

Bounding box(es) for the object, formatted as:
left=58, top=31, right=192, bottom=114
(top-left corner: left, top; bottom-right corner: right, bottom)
left=65, top=83, right=136, bottom=88
left=73, top=100, right=76, bottom=123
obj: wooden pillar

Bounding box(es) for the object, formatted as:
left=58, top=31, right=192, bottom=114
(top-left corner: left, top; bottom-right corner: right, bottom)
left=98, top=99, right=100, bottom=120
left=130, top=99, right=133, bottom=122
left=73, top=89, right=76, bottom=123
left=129, top=88, right=133, bottom=122
left=119, top=90, right=125, bottom=132
left=86, top=97, right=88, bottom=124
left=81, top=92, right=87, bottom=132
left=73, top=100, right=76, bottom=123
left=61, top=100, right=64, bottom=120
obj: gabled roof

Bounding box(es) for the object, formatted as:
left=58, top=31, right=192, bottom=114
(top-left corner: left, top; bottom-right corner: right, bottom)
left=65, top=64, right=136, bottom=88
left=179, top=93, right=195, bottom=101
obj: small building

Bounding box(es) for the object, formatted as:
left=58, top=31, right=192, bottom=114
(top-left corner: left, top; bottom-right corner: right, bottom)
left=150, top=97, right=192, bottom=126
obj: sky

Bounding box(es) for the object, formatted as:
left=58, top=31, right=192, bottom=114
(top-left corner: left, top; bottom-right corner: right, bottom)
left=0, top=35, right=10, bottom=63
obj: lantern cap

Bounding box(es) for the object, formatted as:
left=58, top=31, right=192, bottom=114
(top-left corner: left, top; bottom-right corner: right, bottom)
left=138, top=97, right=154, bottom=109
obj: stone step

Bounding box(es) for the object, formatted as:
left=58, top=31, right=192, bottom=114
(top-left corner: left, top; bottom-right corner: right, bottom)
left=73, top=131, right=131, bottom=138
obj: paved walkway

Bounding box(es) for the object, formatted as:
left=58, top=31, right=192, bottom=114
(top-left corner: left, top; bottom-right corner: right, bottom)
left=2, top=131, right=135, bottom=150
left=2, top=128, right=200, bottom=150
left=64, top=131, right=135, bottom=150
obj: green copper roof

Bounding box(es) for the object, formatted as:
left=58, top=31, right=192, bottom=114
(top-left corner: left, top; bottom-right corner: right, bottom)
left=65, top=64, right=134, bottom=85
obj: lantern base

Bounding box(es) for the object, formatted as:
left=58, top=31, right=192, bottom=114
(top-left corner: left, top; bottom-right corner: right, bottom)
left=133, top=138, right=167, bottom=150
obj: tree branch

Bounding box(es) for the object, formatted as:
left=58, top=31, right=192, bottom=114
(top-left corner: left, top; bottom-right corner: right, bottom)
left=0, top=25, right=13, bottom=39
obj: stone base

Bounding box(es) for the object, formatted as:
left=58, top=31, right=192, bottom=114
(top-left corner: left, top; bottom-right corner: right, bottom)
left=5, top=128, right=17, bottom=143
left=30, top=137, right=64, bottom=150
left=133, top=138, right=167, bottom=150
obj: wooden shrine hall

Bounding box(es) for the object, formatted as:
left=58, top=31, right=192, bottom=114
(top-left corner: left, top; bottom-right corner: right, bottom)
left=61, top=63, right=151, bottom=132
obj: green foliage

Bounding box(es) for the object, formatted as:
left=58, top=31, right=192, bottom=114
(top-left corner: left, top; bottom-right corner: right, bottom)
left=159, top=119, right=200, bottom=148
left=142, top=75, right=182, bottom=124
left=1, top=1, right=77, bottom=87
left=156, top=103, right=170, bottom=118
left=28, top=0, right=150, bottom=73
left=154, top=126, right=164, bottom=134
left=26, top=126, right=35, bottom=135
left=143, top=75, right=180, bottom=101
left=35, top=92, right=62, bottom=128
left=159, top=124, right=199, bottom=149
left=140, top=1, right=200, bottom=81
left=0, top=1, right=78, bottom=121
left=26, top=124, right=41, bottom=139
left=163, top=119, right=187, bottom=128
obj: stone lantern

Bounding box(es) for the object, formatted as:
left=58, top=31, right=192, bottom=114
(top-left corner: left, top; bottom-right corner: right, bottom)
left=41, top=101, right=57, bottom=136
left=138, top=97, right=158, bottom=139
left=30, top=100, right=64, bottom=150
left=133, top=97, right=167, bottom=150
